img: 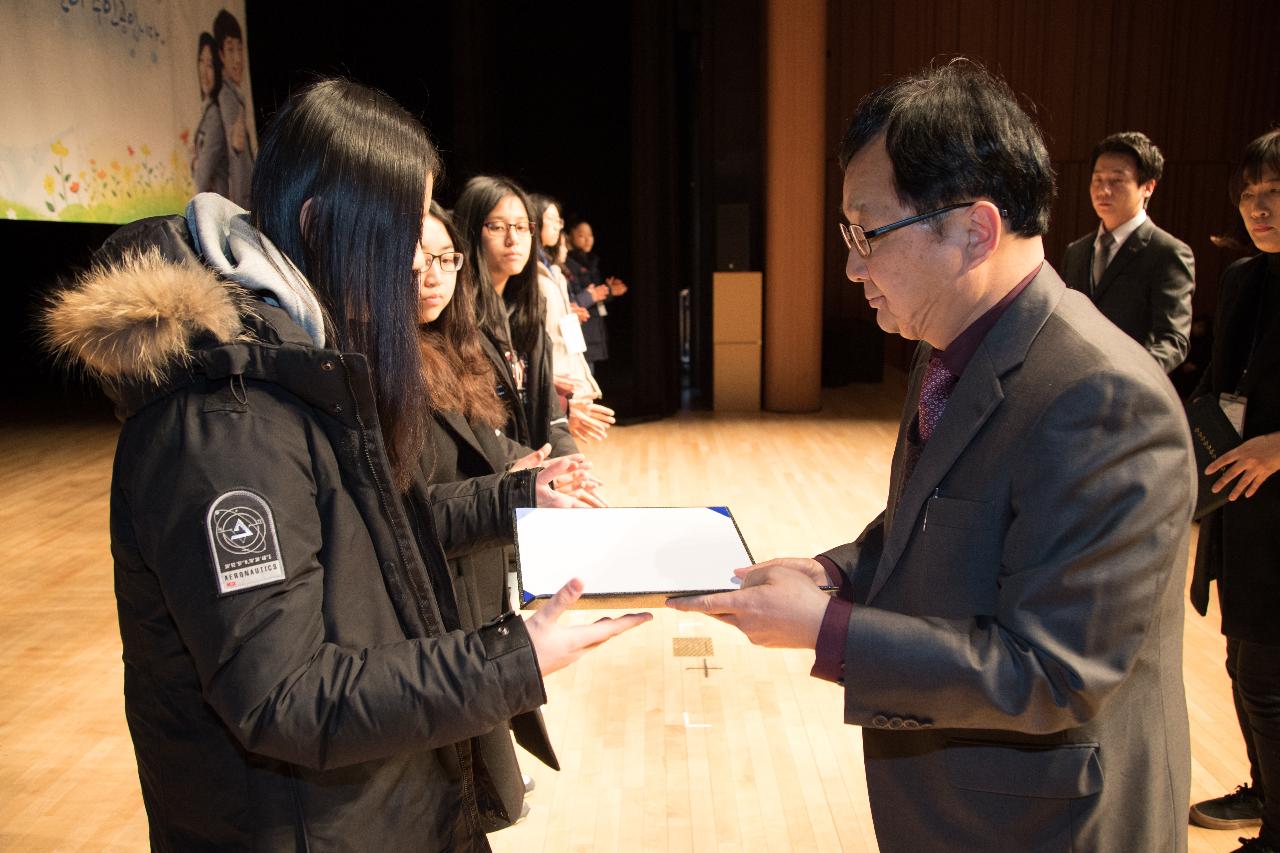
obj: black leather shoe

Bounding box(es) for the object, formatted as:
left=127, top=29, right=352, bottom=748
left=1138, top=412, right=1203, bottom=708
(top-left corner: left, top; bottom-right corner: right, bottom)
left=1191, top=784, right=1264, bottom=830
left=1230, top=836, right=1280, bottom=853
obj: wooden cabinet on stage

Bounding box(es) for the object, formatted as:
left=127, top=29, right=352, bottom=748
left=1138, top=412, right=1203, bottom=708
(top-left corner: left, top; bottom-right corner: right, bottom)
left=712, top=271, right=762, bottom=412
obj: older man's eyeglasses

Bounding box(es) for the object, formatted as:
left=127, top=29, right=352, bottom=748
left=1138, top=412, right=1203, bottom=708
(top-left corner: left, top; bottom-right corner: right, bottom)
left=839, top=202, right=978, bottom=258
left=421, top=251, right=465, bottom=272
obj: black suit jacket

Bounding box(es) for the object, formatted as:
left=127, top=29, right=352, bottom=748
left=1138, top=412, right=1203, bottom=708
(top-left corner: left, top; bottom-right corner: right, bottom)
left=1061, top=218, right=1195, bottom=372
left=1190, top=253, right=1280, bottom=644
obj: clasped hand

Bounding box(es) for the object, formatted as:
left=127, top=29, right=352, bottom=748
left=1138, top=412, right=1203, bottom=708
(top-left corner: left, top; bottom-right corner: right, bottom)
left=666, top=557, right=833, bottom=649
left=568, top=398, right=615, bottom=443
left=509, top=445, right=601, bottom=508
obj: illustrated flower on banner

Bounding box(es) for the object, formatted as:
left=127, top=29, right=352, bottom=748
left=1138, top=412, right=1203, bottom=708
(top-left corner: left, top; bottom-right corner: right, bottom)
left=33, top=137, right=194, bottom=222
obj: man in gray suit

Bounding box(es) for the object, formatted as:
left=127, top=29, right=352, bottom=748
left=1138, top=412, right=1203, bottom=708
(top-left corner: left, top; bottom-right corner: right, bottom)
left=1061, top=131, right=1195, bottom=372
left=671, top=61, right=1195, bottom=853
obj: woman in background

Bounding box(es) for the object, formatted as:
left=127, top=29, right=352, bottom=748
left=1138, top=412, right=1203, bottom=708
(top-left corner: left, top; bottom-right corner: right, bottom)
left=412, top=201, right=597, bottom=824
left=1189, top=128, right=1280, bottom=853
left=415, top=200, right=593, bottom=613
left=564, top=218, right=628, bottom=376
left=530, top=193, right=614, bottom=444
left=190, top=31, right=227, bottom=195
left=455, top=176, right=580, bottom=457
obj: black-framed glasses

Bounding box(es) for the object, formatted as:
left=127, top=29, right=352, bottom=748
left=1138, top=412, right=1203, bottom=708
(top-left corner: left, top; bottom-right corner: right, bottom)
left=422, top=251, right=465, bottom=272
left=839, top=202, right=978, bottom=258
left=483, top=220, right=533, bottom=238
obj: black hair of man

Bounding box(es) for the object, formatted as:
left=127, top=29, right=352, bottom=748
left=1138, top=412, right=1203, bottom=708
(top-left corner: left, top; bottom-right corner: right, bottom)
left=838, top=58, right=1056, bottom=238
left=212, top=9, right=242, bottom=50
left=1090, top=131, right=1165, bottom=186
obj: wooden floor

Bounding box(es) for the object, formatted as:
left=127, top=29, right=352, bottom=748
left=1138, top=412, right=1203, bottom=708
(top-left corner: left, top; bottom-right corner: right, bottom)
left=0, top=380, right=1251, bottom=852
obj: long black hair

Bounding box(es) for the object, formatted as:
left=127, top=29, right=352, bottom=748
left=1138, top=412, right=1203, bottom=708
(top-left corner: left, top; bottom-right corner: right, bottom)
left=454, top=175, right=545, bottom=355
left=251, top=78, right=441, bottom=491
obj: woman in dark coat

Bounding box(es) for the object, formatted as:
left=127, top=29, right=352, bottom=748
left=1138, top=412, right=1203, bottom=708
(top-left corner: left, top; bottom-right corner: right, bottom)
left=411, top=201, right=597, bottom=825
left=44, top=79, right=646, bottom=851
left=454, top=176, right=580, bottom=458
left=414, top=202, right=590, bottom=615
left=1189, top=129, right=1280, bottom=852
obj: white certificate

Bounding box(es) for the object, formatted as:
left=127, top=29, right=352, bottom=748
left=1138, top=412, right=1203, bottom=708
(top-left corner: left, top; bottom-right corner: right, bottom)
left=515, top=506, right=754, bottom=608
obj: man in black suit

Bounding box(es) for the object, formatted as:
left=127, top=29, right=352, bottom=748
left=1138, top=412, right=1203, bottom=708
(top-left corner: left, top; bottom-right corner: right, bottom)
left=1061, top=132, right=1195, bottom=372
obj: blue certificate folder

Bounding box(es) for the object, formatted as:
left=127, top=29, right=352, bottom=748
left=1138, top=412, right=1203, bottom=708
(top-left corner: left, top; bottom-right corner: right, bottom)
left=515, top=506, right=754, bottom=609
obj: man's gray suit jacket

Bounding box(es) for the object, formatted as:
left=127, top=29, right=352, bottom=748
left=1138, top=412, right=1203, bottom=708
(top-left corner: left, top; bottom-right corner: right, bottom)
left=1061, top=218, right=1195, bottom=372
left=822, top=265, right=1194, bottom=853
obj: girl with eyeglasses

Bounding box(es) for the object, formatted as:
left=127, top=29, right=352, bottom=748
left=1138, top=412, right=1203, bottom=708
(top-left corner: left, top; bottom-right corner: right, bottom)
left=410, top=201, right=602, bottom=822
left=455, top=177, right=606, bottom=507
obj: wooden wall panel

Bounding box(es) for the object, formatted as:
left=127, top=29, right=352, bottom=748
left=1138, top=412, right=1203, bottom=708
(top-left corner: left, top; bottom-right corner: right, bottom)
left=823, top=0, right=1280, bottom=374
left=764, top=0, right=827, bottom=410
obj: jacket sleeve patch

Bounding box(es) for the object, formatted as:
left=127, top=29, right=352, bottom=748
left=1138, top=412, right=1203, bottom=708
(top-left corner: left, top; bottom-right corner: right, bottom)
left=206, top=489, right=287, bottom=596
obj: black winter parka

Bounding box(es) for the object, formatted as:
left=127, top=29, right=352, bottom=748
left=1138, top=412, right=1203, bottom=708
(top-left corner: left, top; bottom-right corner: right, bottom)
left=48, top=214, right=547, bottom=851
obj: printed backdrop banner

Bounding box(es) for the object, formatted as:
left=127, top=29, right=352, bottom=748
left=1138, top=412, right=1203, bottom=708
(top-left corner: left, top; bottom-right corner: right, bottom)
left=0, top=1, right=256, bottom=224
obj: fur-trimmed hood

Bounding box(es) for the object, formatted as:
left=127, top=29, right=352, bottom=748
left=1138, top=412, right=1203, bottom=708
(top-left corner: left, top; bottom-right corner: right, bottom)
left=44, top=194, right=325, bottom=388
left=44, top=248, right=247, bottom=386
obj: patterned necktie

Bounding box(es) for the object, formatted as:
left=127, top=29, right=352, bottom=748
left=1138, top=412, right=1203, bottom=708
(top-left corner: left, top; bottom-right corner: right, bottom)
left=917, top=355, right=958, bottom=443
left=1091, top=230, right=1115, bottom=290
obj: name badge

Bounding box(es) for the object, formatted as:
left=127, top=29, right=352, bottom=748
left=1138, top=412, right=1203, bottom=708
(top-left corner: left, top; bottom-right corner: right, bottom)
left=1219, top=393, right=1247, bottom=437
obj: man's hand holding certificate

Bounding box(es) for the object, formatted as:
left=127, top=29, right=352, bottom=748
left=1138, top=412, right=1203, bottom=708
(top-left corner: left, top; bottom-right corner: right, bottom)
left=667, top=558, right=832, bottom=649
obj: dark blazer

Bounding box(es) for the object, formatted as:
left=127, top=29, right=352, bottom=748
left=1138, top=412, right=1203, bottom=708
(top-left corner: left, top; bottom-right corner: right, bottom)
left=565, top=249, right=609, bottom=362
left=410, top=410, right=558, bottom=827
left=822, top=266, right=1194, bottom=853
left=419, top=412, right=534, bottom=619
left=481, top=328, right=578, bottom=457
left=1061, top=217, right=1195, bottom=372
left=1190, top=253, right=1280, bottom=645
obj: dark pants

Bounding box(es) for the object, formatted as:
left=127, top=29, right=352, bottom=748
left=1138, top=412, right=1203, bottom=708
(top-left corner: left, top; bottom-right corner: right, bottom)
left=1228, top=636, right=1280, bottom=843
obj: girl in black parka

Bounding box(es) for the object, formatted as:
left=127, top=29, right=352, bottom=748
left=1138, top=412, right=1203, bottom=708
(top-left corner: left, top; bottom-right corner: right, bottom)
left=44, top=78, right=648, bottom=852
